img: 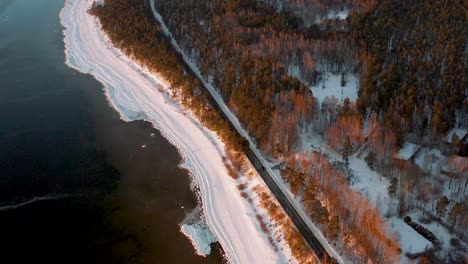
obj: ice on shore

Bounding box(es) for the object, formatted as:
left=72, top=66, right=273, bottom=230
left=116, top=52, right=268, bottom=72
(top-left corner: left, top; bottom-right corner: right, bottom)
left=181, top=223, right=217, bottom=256
left=180, top=207, right=217, bottom=256
left=60, top=1, right=282, bottom=263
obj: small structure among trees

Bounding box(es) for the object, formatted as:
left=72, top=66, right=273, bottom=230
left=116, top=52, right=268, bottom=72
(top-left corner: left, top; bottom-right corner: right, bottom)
left=395, top=143, right=421, bottom=162
left=445, top=128, right=468, bottom=145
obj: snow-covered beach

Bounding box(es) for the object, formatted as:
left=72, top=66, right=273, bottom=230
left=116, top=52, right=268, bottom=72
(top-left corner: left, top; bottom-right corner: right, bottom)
left=59, top=0, right=283, bottom=263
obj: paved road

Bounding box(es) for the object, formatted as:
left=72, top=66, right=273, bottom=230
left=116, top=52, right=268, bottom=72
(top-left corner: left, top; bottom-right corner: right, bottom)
left=145, top=1, right=336, bottom=262
left=244, top=150, right=329, bottom=261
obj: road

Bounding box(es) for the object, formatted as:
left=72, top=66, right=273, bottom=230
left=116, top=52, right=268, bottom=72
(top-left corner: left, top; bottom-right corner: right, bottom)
left=146, top=1, right=342, bottom=262
left=244, top=150, right=328, bottom=260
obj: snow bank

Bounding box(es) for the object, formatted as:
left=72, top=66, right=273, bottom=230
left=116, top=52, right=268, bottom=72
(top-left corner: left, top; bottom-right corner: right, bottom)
left=60, top=1, right=281, bottom=263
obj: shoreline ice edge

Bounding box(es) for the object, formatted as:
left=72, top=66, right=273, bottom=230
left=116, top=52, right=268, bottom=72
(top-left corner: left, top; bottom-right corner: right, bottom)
left=59, top=1, right=283, bottom=263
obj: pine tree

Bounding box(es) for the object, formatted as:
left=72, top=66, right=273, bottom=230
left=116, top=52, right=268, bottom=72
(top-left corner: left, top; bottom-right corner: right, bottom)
left=341, top=136, right=353, bottom=164
left=326, top=215, right=340, bottom=242
left=309, top=198, right=323, bottom=223
left=388, top=177, right=398, bottom=197
left=451, top=133, right=460, bottom=145
left=431, top=101, right=447, bottom=135
left=365, top=151, right=376, bottom=169
left=451, top=133, right=461, bottom=153
left=339, top=98, right=351, bottom=117
left=448, top=202, right=463, bottom=227
left=436, top=196, right=449, bottom=219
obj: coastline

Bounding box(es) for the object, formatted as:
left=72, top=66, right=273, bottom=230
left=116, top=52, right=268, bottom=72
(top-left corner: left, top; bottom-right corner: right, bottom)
left=59, top=0, right=285, bottom=263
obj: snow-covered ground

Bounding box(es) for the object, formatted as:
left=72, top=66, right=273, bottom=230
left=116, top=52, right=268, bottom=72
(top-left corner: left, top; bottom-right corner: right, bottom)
left=314, top=9, right=349, bottom=24
left=331, top=10, right=349, bottom=20
left=349, top=147, right=467, bottom=260
left=299, top=130, right=442, bottom=260
left=387, top=217, right=432, bottom=253
left=310, top=72, right=359, bottom=104
left=347, top=150, right=442, bottom=258
left=414, top=148, right=446, bottom=176
left=348, top=157, right=391, bottom=209
left=60, top=1, right=285, bottom=263
left=405, top=211, right=467, bottom=258
left=347, top=154, right=439, bottom=260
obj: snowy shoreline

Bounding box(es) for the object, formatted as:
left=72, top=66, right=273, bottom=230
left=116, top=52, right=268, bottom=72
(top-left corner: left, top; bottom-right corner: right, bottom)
left=59, top=0, right=282, bottom=263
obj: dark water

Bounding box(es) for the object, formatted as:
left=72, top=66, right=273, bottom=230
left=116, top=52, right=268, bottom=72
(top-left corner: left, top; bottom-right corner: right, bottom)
left=0, top=0, right=223, bottom=263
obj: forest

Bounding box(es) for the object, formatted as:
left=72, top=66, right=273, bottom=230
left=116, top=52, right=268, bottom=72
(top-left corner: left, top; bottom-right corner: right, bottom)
left=89, top=0, right=249, bottom=154
left=92, top=0, right=467, bottom=263
left=152, top=0, right=401, bottom=261
left=351, top=0, right=467, bottom=142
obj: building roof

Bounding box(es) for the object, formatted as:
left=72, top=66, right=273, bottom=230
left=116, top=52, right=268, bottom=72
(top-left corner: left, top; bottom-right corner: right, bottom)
left=445, top=128, right=468, bottom=143
left=396, top=143, right=421, bottom=161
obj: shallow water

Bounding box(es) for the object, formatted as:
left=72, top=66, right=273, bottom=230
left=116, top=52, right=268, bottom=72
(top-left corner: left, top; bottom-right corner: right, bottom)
left=0, top=0, right=223, bottom=263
